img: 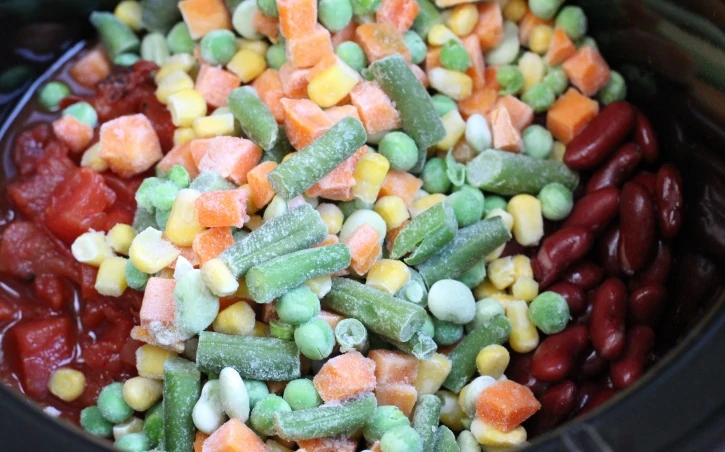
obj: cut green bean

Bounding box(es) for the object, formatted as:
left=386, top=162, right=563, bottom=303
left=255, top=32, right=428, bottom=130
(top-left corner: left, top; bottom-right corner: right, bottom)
left=412, top=0, right=442, bottom=38
left=274, top=393, right=377, bottom=441
left=141, top=0, right=182, bottom=33
left=270, top=319, right=295, bottom=340
left=163, top=358, right=201, bottom=452
left=396, top=268, right=428, bottom=307
left=228, top=86, right=280, bottom=151
left=442, top=315, right=512, bottom=392
left=413, top=394, right=442, bottom=452
left=467, top=149, right=579, bottom=195
left=434, top=425, right=460, bottom=452
left=166, top=22, right=195, bottom=54
left=363, top=405, right=410, bottom=442
left=90, top=12, right=140, bottom=58
left=196, top=331, right=302, bottom=380
left=381, top=425, right=423, bottom=452
left=390, top=202, right=457, bottom=266
left=263, top=125, right=293, bottom=163
left=140, top=32, right=170, bottom=66
left=268, top=116, right=367, bottom=199
left=143, top=402, right=164, bottom=448
left=384, top=331, right=438, bottom=360
left=335, top=318, right=369, bottom=353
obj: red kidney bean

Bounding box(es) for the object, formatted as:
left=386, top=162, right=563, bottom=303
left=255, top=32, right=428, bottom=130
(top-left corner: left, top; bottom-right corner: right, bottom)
left=610, top=326, right=655, bottom=389
left=562, top=261, right=603, bottom=290
left=532, top=227, right=594, bottom=288
left=531, top=325, right=590, bottom=382
left=633, top=108, right=659, bottom=163
left=508, top=352, right=548, bottom=395
left=618, top=182, right=656, bottom=274
left=562, top=187, right=620, bottom=234
left=586, top=143, right=642, bottom=193
left=590, top=278, right=628, bottom=360
left=531, top=381, right=577, bottom=435
left=573, top=382, right=601, bottom=417
left=574, top=295, right=594, bottom=326
left=564, top=101, right=636, bottom=170
left=655, top=164, right=684, bottom=239
left=572, top=348, right=608, bottom=380
left=578, top=388, right=618, bottom=416
left=596, top=225, right=621, bottom=276
left=548, top=282, right=586, bottom=316
left=629, top=240, right=671, bottom=290
left=632, top=171, right=657, bottom=195
left=629, top=284, right=667, bottom=326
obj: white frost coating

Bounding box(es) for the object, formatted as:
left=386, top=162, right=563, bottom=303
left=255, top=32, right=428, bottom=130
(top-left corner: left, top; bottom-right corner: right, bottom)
left=219, top=367, right=250, bottom=422
left=232, top=0, right=263, bottom=39
left=485, top=21, right=520, bottom=66
left=485, top=208, right=514, bottom=232
left=173, top=255, right=194, bottom=280
left=428, top=279, right=476, bottom=324
left=339, top=210, right=387, bottom=245
left=287, top=195, right=308, bottom=212
left=465, top=114, right=492, bottom=153
left=193, top=380, right=227, bottom=434
left=112, top=417, right=143, bottom=441
left=462, top=376, right=497, bottom=417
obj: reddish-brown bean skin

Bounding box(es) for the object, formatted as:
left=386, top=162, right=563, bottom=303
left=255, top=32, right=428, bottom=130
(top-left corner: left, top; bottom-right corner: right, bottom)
left=562, top=187, right=620, bottom=234
left=532, top=227, right=594, bottom=288
left=632, top=171, right=657, bottom=195
left=572, top=348, right=609, bottom=380
left=629, top=284, right=667, bottom=326
left=590, top=278, right=628, bottom=360
left=629, top=240, right=671, bottom=290
left=634, top=108, right=659, bottom=163
left=573, top=382, right=601, bottom=417
left=508, top=352, right=549, bottom=395
left=578, top=388, right=618, bottom=416
left=564, top=101, right=636, bottom=170
left=610, top=326, right=655, bottom=389
left=586, top=143, right=642, bottom=193
left=655, top=164, right=684, bottom=239
left=597, top=225, right=621, bottom=276
left=531, top=325, right=590, bottom=382
left=562, top=261, right=604, bottom=290
left=548, top=282, right=587, bottom=316
left=618, top=182, right=656, bottom=274
left=531, top=381, right=577, bottom=435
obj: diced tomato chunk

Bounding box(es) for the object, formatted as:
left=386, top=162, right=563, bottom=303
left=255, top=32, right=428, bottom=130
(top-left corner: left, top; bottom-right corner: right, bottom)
left=0, top=300, right=15, bottom=322
left=7, top=155, right=76, bottom=222
left=138, top=92, right=175, bottom=152
left=33, top=274, right=67, bottom=311
left=12, top=124, right=53, bottom=176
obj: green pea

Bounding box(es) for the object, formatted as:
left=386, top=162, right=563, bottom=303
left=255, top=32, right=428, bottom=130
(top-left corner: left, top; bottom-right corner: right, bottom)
left=0, top=65, right=33, bottom=91
left=467, top=298, right=505, bottom=332
left=151, top=180, right=181, bottom=211
left=351, top=0, right=381, bottom=16
left=440, top=39, right=471, bottom=73
left=115, top=433, right=150, bottom=452
left=200, top=29, right=237, bottom=65
left=363, top=405, right=410, bottom=442
left=294, top=317, right=335, bottom=360
left=542, top=66, right=569, bottom=96
left=528, top=0, right=565, bottom=20
left=166, top=165, right=191, bottom=188
left=431, top=94, right=458, bottom=117
left=126, top=260, right=150, bottom=291
left=496, top=65, right=524, bottom=96
left=529, top=291, right=570, bottom=334
left=245, top=380, right=270, bottom=409
left=283, top=378, right=323, bottom=410
left=38, top=81, right=71, bottom=112
left=598, top=70, right=627, bottom=105
left=379, top=131, right=419, bottom=172
left=250, top=394, right=292, bottom=436
left=538, top=182, right=573, bottom=221
left=256, top=0, right=279, bottom=17
left=132, top=207, right=158, bottom=232
left=319, top=0, right=353, bottom=32
left=522, top=124, right=554, bottom=160
left=276, top=286, right=320, bottom=326
left=97, top=382, right=134, bottom=424
left=62, top=101, right=98, bottom=128
left=336, top=41, right=367, bottom=73
left=380, top=425, right=423, bottom=452
left=457, top=258, right=487, bottom=289
left=403, top=31, right=427, bottom=65
left=266, top=41, right=287, bottom=70
left=80, top=406, right=113, bottom=437
left=483, top=195, right=508, bottom=215
left=114, top=53, right=141, bottom=66
left=432, top=317, right=464, bottom=345
left=447, top=185, right=484, bottom=227
left=521, top=83, right=556, bottom=113
left=166, top=22, right=195, bottom=54
left=422, top=158, right=451, bottom=194
left=135, top=177, right=161, bottom=210
left=556, top=6, right=587, bottom=40
left=396, top=268, right=428, bottom=307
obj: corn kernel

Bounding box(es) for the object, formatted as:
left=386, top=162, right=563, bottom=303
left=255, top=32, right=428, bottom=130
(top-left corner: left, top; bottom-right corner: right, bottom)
left=213, top=301, right=256, bottom=336
left=113, top=417, right=144, bottom=441
left=227, top=49, right=267, bottom=83
left=48, top=367, right=85, bottom=402
left=428, top=24, right=460, bottom=46
left=485, top=243, right=506, bottom=263
left=252, top=321, right=271, bottom=337
left=352, top=152, right=390, bottom=203
left=518, top=51, right=546, bottom=92
left=238, top=38, right=269, bottom=56
left=506, top=300, right=540, bottom=353
left=511, top=276, right=539, bottom=301
left=485, top=208, right=514, bottom=231
left=266, top=439, right=294, bottom=452
left=489, top=293, right=517, bottom=311
left=122, top=376, right=163, bottom=412
left=129, top=227, right=181, bottom=274
left=438, top=389, right=468, bottom=431
left=409, top=193, right=446, bottom=218
left=282, top=152, right=296, bottom=163
left=168, top=89, right=207, bottom=127
left=136, top=344, right=178, bottom=379
left=201, top=258, right=240, bottom=297
left=366, top=259, right=411, bottom=294
left=317, top=203, right=344, bottom=234
left=239, top=185, right=260, bottom=214
left=263, top=195, right=288, bottom=222
left=503, top=0, right=527, bottom=22
left=415, top=353, right=452, bottom=395
left=95, top=256, right=128, bottom=297
left=114, top=0, right=142, bottom=31
left=165, top=188, right=205, bottom=246
left=192, top=113, right=236, bottom=138
left=156, top=70, right=195, bottom=104
left=474, top=278, right=505, bottom=300
left=512, top=255, right=534, bottom=280
left=155, top=53, right=197, bottom=83
left=304, top=275, right=332, bottom=298
left=529, top=25, right=555, bottom=55
left=428, top=68, right=473, bottom=101
left=471, top=420, right=527, bottom=447
left=460, top=375, right=497, bottom=417
left=476, top=344, right=510, bottom=378
left=106, top=224, right=137, bottom=255
left=436, top=109, right=467, bottom=151
left=446, top=4, right=478, bottom=37
left=307, top=57, right=362, bottom=108
left=374, top=196, right=410, bottom=230
left=507, top=194, right=544, bottom=246
left=488, top=257, right=516, bottom=290
left=81, top=142, right=109, bottom=172
left=550, top=141, right=566, bottom=162
left=246, top=214, right=265, bottom=230
left=71, top=230, right=114, bottom=266
left=173, top=127, right=197, bottom=146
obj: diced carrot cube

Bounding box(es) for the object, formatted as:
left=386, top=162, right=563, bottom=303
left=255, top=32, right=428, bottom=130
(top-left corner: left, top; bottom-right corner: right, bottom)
left=168, top=246, right=201, bottom=269
left=195, top=189, right=250, bottom=228
left=409, top=63, right=429, bottom=88
left=379, top=170, right=423, bottom=205
left=252, top=10, right=279, bottom=41
left=158, top=142, right=200, bottom=179
left=324, top=105, right=361, bottom=124
left=349, top=81, right=401, bottom=135
left=202, top=418, right=267, bottom=452
left=318, top=310, right=346, bottom=330
left=179, top=0, right=231, bottom=40
left=474, top=3, right=504, bottom=52
left=476, top=380, right=542, bottom=433
left=332, top=22, right=358, bottom=47
left=298, top=437, right=357, bottom=452
left=306, top=146, right=366, bottom=201
left=462, top=34, right=486, bottom=90
left=484, top=67, right=501, bottom=91
left=374, top=383, right=418, bottom=417
left=195, top=64, right=242, bottom=108
left=342, top=223, right=382, bottom=275
left=458, top=87, right=499, bottom=120
left=281, top=98, right=334, bottom=150
left=495, top=95, right=534, bottom=132
left=369, top=349, right=419, bottom=384
left=194, top=431, right=209, bottom=452
left=252, top=69, right=285, bottom=123
left=562, top=46, right=612, bottom=97
left=546, top=27, right=577, bottom=67
left=99, top=113, right=163, bottom=177
left=195, top=137, right=263, bottom=184
left=376, top=0, right=420, bottom=33
left=313, top=234, right=341, bottom=248
left=70, top=48, right=111, bottom=88
left=425, top=47, right=442, bottom=72
left=546, top=88, right=599, bottom=143
left=490, top=105, right=523, bottom=153
left=518, top=11, right=554, bottom=47
left=385, top=220, right=408, bottom=253
left=52, top=116, right=93, bottom=153
left=140, top=277, right=176, bottom=328
left=277, top=0, right=317, bottom=38
left=286, top=25, right=333, bottom=69
left=355, top=23, right=411, bottom=63
left=279, top=63, right=312, bottom=99
left=190, top=138, right=212, bottom=167
left=192, top=227, right=234, bottom=265
left=313, top=351, right=377, bottom=402
left=130, top=325, right=185, bottom=352
left=247, top=161, right=278, bottom=208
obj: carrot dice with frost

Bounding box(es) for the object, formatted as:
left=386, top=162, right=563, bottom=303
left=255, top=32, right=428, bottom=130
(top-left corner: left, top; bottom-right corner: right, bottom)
left=313, top=351, right=377, bottom=402
left=376, top=0, right=420, bottom=33
left=195, top=190, right=250, bottom=228
left=425, top=47, right=442, bottom=73
left=379, top=171, right=422, bottom=205
left=324, top=105, right=361, bottom=124
left=562, top=47, right=612, bottom=97
left=546, top=28, right=576, bottom=66
left=158, top=142, right=200, bottom=179
left=495, top=96, right=534, bottom=132
left=286, top=25, right=333, bottom=68
left=247, top=162, right=278, bottom=208
left=518, top=11, right=553, bottom=47
left=475, top=380, right=541, bottom=432
left=252, top=69, right=285, bottom=123
left=485, top=67, right=501, bottom=91
left=298, top=437, right=357, bottom=452
left=279, top=63, right=311, bottom=99
left=306, top=147, right=366, bottom=201
left=490, top=105, right=523, bottom=152
left=196, top=137, right=262, bottom=185
left=462, top=34, right=486, bottom=90
left=546, top=88, right=599, bottom=144
left=179, top=0, right=231, bottom=40
left=317, top=310, right=345, bottom=329
left=192, top=227, right=234, bottom=265
left=202, top=418, right=266, bottom=452
left=280, top=98, right=334, bottom=150
left=458, top=87, right=498, bottom=120
left=350, top=82, right=401, bottom=135
left=355, top=23, right=411, bottom=63
left=369, top=349, right=419, bottom=384
left=99, top=114, right=163, bottom=177
left=140, top=277, right=176, bottom=330
left=70, top=48, right=111, bottom=87
left=474, top=3, right=504, bottom=52
left=342, top=223, right=382, bottom=275
left=277, top=0, right=317, bottom=38
left=195, top=65, right=242, bottom=108
left=52, top=116, right=93, bottom=153
left=375, top=384, right=418, bottom=416
left=252, top=10, right=279, bottom=41
left=194, top=431, right=209, bottom=452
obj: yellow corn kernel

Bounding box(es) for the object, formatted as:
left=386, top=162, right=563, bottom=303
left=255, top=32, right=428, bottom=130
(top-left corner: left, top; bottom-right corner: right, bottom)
left=512, top=254, right=534, bottom=280
left=518, top=51, right=546, bottom=92
left=507, top=194, right=544, bottom=246
left=428, top=67, right=473, bottom=101
left=155, top=70, right=195, bottom=104
left=239, top=185, right=260, bottom=214
left=550, top=141, right=566, bottom=162
left=122, top=376, right=163, bottom=412
left=165, top=188, right=205, bottom=246
left=227, top=49, right=267, bottom=83
left=129, top=227, right=181, bottom=274
left=168, top=89, right=207, bottom=127
left=155, top=53, right=197, bottom=83
left=507, top=300, right=540, bottom=353
left=470, top=420, right=527, bottom=447
left=201, top=258, right=240, bottom=297
left=409, top=193, right=446, bottom=218
left=489, top=293, right=517, bottom=311
left=476, top=344, right=510, bottom=378
left=436, top=109, right=467, bottom=151
left=374, top=196, right=410, bottom=230
left=235, top=277, right=252, bottom=300
left=213, top=301, right=256, bottom=336
left=511, top=276, right=539, bottom=302
left=415, top=353, right=452, bottom=395
left=95, top=256, right=128, bottom=297
left=503, top=0, right=527, bottom=22
left=192, top=113, right=236, bottom=138
left=352, top=152, right=390, bottom=203
left=136, top=344, right=178, bottom=380
left=446, top=4, right=478, bottom=37
left=107, top=223, right=137, bottom=255
left=437, top=389, right=468, bottom=431
left=113, top=417, right=144, bottom=441
left=304, top=275, right=332, bottom=298
left=307, top=57, right=362, bottom=108
left=460, top=376, right=497, bottom=417
left=282, top=152, right=297, bottom=163
left=474, top=278, right=506, bottom=300
left=114, top=0, right=142, bottom=31
left=252, top=321, right=271, bottom=337
left=317, top=203, right=344, bottom=235
left=263, top=195, right=288, bottom=222
left=485, top=208, right=514, bottom=232
left=366, top=259, right=411, bottom=294
left=246, top=214, right=265, bottom=230
left=488, top=256, right=516, bottom=290
left=266, top=439, right=294, bottom=452
left=530, top=24, right=555, bottom=55
left=238, top=38, right=269, bottom=56
left=428, top=24, right=460, bottom=46
left=48, top=367, right=86, bottom=402
left=71, top=230, right=114, bottom=267
left=173, top=127, right=197, bottom=146
left=81, top=142, right=109, bottom=172
left=485, top=243, right=506, bottom=263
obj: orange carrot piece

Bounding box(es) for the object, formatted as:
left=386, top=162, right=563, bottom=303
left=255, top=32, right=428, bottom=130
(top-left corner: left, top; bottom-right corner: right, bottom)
left=306, top=146, right=366, bottom=201
left=298, top=437, right=358, bottom=452
left=279, top=63, right=312, bottom=99
left=286, top=25, right=334, bottom=69
left=130, top=325, right=185, bottom=352
left=349, top=81, right=401, bottom=135
left=355, top=23, right=411, bottom=63
left=246, top=161, right=277, bottom=208
left=462, top=34, right=486, bottom=90
left=158, top=142, right=200, bottom=179
left=194, top=431, right=209, bottom=452
left=313, top=234, right=341, bottom=248
left=385, top=220, right=408, bottom=253
left=140, top=277, right=176, bottom=328
left=457, top=87, right=499, bottom=120
left=190, top=138, right=212, bottom=167
left=475, top=380, right=542, bottom=433
left=518, top=11, right=553, bottom=47
left=374, top=383, right=418, bottom=417
left=546, top=88, right=599, bottom=143
left=545, top=27, right=577, bottom=66
left=376, top=0, right=420, bottom=33
left=195, top=189, right=250, bottom=228
left=196, top=137, right=263, bottom=185
left=409, top=63, right=429, bottom=88
left=281, top=98, right=334, bottom=150
left=324, top=105, right=361, bottom=124
left=474, top=3, right=504, bottom=52
left=202, top=418, right=267, bottom=452
left=379, top=170, right=423, bottom=205
left=562, top=46, right=612, bottom=97
left=192, top=227, right=234, bottom=265
left=52, top=116, right=93, bottom=153
left=318, top=310, right=346, bottom=330
left=99, top=113, right=163, bottom=177
left=490, top=105, right=523, bottom=153
left=342, top=223, right=382, bottom=275
left=252, top=10, right=279, bottom=41
left=179, top=0, right=232, bottom=40
left=369, top=349, right=420, bottom=384
left=495, top=95, right=534, bottom=132
left=277, top=0, right=317, bottom=38
left=252, top=69, right=285, bottom=123
left=484, top=67, right=501, bottom=91
left=332, top=21, right=358, bottom=47
left=313, top=351, right=377, bottom=403
left=70, top=47, right=111, bottom=88
left=195, top=64, right=242, bottom=108
left=168, top=246, right=201, bottom=269
left=425, top=47, right=442, bottom=72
